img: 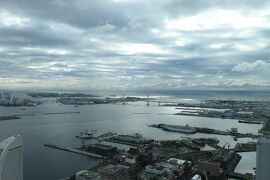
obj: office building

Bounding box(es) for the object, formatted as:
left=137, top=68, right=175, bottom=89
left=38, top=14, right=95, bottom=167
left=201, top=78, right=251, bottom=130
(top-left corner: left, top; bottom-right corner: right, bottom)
left=0, top=135, right=23, bottom=180
left=256, top=137, right=270, bottom=180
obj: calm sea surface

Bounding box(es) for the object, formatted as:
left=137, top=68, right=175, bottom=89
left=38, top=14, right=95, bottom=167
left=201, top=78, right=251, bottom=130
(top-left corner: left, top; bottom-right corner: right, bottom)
left=0, top=92, right=266, bottom=180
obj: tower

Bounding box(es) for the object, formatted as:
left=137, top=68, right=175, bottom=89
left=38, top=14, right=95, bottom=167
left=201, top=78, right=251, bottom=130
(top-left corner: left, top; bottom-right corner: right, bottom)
left=256, top=137, right=270, bottom=180
left=146, top=95, right=150, bottom=106
left=0, top=135, right=23, bottom=180
left=0, top=91, right=4, bottom=100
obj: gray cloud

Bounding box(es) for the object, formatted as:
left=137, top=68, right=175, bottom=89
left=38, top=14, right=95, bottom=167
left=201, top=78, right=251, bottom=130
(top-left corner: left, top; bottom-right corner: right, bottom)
left=232, top=60, right=270, bottom=73
left=164, top=0, right=270, bottom=16
left=0, top=0, right=270, bottom=90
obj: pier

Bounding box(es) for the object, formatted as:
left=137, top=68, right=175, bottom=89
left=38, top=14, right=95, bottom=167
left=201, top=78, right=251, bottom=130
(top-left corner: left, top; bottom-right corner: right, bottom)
left=44, top=143, right=103, bottom=158
left=43, top=111, right=80, bottom=115
left=0, top=115, right=21, bottom=121
left=150, top=123, right=260, bottom=139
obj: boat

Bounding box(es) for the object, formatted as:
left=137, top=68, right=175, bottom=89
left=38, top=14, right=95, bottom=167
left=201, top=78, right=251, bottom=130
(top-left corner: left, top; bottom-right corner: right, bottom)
left=160, top=124, right=196, bottom=134
left=238, top=120, right=261, bottom=124
left=76, top=129, right=97, bottom=139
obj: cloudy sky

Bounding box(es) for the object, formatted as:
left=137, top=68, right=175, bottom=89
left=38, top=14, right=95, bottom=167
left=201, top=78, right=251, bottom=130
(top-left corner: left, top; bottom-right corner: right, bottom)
left=0, top=0, right=270, bottom=91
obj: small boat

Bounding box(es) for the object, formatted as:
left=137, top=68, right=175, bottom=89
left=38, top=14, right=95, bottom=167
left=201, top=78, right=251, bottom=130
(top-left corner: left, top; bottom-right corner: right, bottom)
left=76, top=129, right=97, bottom=139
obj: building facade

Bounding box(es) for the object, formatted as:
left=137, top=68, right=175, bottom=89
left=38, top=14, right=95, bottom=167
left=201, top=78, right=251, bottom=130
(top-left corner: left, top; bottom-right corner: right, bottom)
left=256, top=137, right=270, bottom=180
left=0, top=135, right=23, bottom=180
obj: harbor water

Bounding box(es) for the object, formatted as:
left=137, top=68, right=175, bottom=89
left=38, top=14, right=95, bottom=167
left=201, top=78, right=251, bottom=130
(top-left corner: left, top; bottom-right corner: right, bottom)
left=0, top=96, right=261, bottom=180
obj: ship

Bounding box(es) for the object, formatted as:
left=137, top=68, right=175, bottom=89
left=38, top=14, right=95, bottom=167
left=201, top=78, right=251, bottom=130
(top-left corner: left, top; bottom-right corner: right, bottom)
left=76, top=129, right=97, bottom=139
left=159, top=124, right=196, bottom=134
left=238, top=120, right=261, bottom=124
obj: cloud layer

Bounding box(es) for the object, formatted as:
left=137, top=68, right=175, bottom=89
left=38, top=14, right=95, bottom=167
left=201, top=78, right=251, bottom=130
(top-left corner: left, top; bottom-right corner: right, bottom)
left=232, top=60, right=270, bottom=73
left=0, top=0, right=270, bottom=90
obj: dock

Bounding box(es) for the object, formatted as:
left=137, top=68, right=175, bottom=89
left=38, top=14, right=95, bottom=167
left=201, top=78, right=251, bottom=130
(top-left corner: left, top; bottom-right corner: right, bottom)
left=150, top=123, right=260, bottom=139
left=44, top=143, right=103, bottom=158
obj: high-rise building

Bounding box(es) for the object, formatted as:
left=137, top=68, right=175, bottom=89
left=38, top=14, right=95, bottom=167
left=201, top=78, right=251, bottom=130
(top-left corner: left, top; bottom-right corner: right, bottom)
left=0, top=135, right=23, bottom=180
left=256, top=137, right=270, bottom=180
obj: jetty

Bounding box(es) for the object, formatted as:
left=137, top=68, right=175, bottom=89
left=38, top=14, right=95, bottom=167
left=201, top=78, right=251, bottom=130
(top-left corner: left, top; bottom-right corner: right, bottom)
left=44, top=143, right=103, bottom=158
left=0, top=115, right=21, bottom=121
left=43, top=111, right=80, bottom=115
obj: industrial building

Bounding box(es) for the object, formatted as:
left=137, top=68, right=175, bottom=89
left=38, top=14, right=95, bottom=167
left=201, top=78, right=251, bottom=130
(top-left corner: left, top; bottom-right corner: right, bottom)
left=75, top=170, right=102, bottom=180
left=211, top=149, right=241, bottom=171
left=138, top=158, right=187, bottom=180
left=0, top=135, right=23, bottom=180
left=87, top=143, right=117, bottom=157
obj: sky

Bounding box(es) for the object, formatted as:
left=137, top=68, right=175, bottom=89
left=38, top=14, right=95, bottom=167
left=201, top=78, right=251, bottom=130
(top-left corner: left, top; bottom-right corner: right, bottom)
left=0, top=0, right=270, bottom=91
